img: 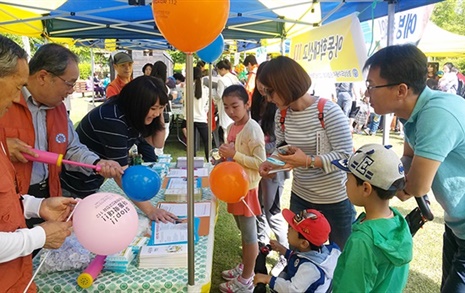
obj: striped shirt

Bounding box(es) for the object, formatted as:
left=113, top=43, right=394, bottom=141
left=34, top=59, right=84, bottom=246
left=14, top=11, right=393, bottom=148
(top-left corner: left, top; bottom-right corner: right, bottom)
left=60, top=102, right=139, bottom=197
left=276, top=98, right=353, bottom=204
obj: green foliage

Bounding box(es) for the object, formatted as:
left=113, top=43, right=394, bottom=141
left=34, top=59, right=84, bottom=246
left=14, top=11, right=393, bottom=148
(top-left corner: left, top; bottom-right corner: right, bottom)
left=69, top=46, right=91, bottom=62
left=167, top=50, right=186, bottom=66
left=432, top=0, right=465, bottom=35
left=431, top=0, right=465, bottom=72
left=173, top=64, right=184, bottom=73
left=167, top=50, right=229, bottom=71
left=1, top=33, right=44, bottom=55
left=78, top=63, right=92, bottom=80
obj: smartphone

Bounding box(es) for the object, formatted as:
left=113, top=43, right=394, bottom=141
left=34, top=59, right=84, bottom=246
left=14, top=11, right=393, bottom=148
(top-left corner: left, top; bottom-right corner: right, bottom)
left=268, top=167, right=292, bottom=174
left=277, top=145, right=291, bottom=155
left=266, top=157, right=285, bottom=166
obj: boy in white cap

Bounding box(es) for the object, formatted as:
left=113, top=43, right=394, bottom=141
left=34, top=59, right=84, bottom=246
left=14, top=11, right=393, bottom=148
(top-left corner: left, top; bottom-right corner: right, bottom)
left=254, top=208, right=341, bottom=292
left=331, top=143, right=413, bottom=292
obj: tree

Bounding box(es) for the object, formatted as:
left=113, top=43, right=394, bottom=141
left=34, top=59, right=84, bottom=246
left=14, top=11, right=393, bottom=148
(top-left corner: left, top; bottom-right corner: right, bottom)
left=431, top=0, right=465, bottom=72
left=167, top=50, right=223, bottom=72
left=2, top=33, right=44, bottom=56
left=432, top=0, right=465, bottom=35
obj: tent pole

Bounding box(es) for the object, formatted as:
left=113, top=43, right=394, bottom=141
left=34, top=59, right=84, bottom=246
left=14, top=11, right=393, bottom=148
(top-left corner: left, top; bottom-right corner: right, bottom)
left=185, top=54, right=195, bottom=286
left=382, top=0, right=397, bottom=145
left=208, top=63, right=213, bottom=156
left=91, top=48, right=95, bottom=106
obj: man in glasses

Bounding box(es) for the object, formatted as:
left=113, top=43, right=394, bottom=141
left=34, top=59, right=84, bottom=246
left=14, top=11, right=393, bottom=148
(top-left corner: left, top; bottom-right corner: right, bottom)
left=0, top=43, right=123, bottom=229
left=253, top=208, right=340, bottom=292
left=332, top=143, right=412, bottom=292
left=364, top=44, right=465, bottom=292
left=0, top=35, right=79, bottom=292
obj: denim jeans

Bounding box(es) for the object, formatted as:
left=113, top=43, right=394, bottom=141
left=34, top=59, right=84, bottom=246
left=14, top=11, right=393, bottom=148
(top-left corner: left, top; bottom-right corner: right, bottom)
left=336, top=92, right=352, bottom=117
left=441, top=225, right=465, bottom=292
left=368, top=113, right=381, bottom=133
left=290, top=192, right=355, bottom=250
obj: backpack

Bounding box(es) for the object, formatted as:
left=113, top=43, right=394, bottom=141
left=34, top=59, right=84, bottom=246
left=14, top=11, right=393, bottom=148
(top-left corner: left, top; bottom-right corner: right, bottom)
left=280, top=98, right=327, bottom=131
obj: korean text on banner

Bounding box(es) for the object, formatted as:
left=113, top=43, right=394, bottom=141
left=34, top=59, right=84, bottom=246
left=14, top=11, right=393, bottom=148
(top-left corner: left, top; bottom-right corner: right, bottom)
left=290, top=13, right=367, bottom=83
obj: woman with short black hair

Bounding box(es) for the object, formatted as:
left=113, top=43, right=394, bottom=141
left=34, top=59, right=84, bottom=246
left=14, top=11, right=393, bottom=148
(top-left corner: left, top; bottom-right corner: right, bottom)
left=61, top=76, right=177, bottom=223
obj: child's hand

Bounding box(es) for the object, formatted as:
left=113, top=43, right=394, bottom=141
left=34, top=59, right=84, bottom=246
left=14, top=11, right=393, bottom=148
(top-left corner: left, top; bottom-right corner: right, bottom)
left=253, top=273, right=272, bottom=285
left=218, top=142, right=235, bottom=159
left=259, top=160, right=279, bottom=179
left=270, top=239, right=286, bottom=255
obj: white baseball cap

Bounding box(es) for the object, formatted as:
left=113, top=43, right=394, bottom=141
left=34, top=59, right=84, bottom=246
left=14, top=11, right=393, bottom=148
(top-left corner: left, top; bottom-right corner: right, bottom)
left=332, top=144, right=405, bottom=190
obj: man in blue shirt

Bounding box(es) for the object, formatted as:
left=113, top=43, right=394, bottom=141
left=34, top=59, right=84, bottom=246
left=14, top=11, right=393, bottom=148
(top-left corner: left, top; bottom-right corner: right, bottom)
left=364, top=44, right=465, bottom=293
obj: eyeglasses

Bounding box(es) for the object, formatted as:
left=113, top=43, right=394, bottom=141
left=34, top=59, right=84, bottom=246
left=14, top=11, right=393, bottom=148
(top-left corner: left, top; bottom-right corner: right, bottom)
left=294, top=210, right=318, bottom=225
left=365, top=81, right=402, bottom=93
left=48, top=71, right=76, bottom=88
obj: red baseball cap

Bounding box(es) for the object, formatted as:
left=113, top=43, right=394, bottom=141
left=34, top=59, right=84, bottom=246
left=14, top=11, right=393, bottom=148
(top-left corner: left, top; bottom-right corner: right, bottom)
left=282, top=209, right=331, bottom=247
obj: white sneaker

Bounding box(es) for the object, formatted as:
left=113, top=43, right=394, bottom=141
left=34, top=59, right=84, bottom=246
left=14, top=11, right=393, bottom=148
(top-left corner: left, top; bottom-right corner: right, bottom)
left=219, top=276, right=254, bottom=293
left=271, top=256, right=287, bottom=277
left=221, top=263, right=243, bottom=281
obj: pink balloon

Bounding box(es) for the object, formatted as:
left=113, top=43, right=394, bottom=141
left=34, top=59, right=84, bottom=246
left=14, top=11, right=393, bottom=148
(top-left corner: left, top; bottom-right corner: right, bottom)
left=73, top=193, right=139, bottom=255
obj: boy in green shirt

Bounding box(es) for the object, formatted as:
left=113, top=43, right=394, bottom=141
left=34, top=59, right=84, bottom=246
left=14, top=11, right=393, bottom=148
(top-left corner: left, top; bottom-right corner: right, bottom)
left=331, top=143, right=413, bottom=292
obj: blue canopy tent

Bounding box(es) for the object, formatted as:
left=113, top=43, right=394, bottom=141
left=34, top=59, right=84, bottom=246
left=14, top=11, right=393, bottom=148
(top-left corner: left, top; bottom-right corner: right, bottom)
left=1, top=0, right=442, bottom=50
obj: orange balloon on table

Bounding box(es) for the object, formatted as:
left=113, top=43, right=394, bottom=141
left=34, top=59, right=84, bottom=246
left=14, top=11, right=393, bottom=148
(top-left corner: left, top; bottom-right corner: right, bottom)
left=152, top=0, right=230, bottom=53
left=209, top=161, right=249, bottom=203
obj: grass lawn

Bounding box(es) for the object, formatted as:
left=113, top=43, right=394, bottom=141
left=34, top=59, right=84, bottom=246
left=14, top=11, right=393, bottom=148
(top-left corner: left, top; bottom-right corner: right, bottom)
left=163, top=130, right=443, bottom=293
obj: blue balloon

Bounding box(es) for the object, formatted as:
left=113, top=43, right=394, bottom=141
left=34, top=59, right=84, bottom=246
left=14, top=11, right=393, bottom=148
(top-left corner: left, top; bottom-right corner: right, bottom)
left=197, top=34, right=224, bottom=63
left=122, top=165, right=161, bottom=202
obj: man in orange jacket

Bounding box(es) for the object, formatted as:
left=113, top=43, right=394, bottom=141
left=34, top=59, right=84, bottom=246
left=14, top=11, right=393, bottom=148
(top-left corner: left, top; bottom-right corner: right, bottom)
left=106, top=51, right=133, bottom=98
left=0, top=43, right=123, bottom=228
left=0, top=35, right=78, bottom=293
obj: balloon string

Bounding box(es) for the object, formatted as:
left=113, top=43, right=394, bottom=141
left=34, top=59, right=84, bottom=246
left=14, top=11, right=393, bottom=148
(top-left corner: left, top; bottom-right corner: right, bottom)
left=241, top=199, right=260, bottom=224
left=23, top=201, right=80, bottom=293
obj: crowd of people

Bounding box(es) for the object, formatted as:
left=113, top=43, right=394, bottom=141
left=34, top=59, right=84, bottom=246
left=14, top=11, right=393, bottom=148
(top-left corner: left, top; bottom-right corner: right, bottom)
left=1, top=34, right=465, bottom=293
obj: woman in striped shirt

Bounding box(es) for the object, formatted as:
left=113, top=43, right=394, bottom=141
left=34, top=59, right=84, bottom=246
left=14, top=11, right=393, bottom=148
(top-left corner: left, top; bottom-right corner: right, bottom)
left=258, top=56, right=355, bottom=249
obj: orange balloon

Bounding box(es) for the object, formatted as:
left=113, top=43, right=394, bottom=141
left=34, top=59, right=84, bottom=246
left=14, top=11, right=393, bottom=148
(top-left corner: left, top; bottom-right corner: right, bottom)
left=152, top=0, right=230, bottom=53
left=209, top=161, right=249, bottom=203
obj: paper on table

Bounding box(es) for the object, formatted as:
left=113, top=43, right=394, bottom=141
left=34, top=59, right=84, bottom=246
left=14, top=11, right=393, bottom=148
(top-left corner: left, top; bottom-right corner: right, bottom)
left=149, top=217, right=199, bottom=245
left=157, top=202, right=211, bottom=218
left=167, top=168, right=209, bottom=177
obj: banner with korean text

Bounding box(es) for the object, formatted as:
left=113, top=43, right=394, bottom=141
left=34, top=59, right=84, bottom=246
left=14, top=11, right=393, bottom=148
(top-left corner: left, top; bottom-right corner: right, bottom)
left=290, top=13, right=367, bottom=83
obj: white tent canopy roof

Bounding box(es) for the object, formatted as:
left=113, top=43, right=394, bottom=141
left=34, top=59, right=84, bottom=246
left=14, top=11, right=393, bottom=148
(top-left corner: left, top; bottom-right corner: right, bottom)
left=418, top=21, right=465, bottom=57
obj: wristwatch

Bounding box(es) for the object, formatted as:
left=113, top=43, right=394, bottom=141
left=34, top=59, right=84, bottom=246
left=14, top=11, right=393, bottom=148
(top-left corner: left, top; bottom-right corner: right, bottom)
left=309, top=155, right=316, bottom=168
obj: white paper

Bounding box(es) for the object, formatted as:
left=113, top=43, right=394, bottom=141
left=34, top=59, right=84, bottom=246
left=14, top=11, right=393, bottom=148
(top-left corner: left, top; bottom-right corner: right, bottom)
left=316, top=130, right=331, bottom=155
left=166, top=168, right=209, bottom=177
left=152, top=221, right=189, bottom=244
left=157, top=202, right=211, bottom=217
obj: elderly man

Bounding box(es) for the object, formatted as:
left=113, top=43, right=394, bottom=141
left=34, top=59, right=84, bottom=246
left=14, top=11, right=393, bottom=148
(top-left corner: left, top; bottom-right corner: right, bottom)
left=106, top=51, right=133, bottom=98
left=0, top=35, right=77, bottom=293
left=364, top=44, right=465, bottom=292
left=0, top=43, right=122, bottom=228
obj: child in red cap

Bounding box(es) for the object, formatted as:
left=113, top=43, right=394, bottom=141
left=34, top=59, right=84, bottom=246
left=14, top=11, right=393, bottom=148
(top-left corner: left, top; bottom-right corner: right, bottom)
left=254, top=208, right=341, bottom=292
